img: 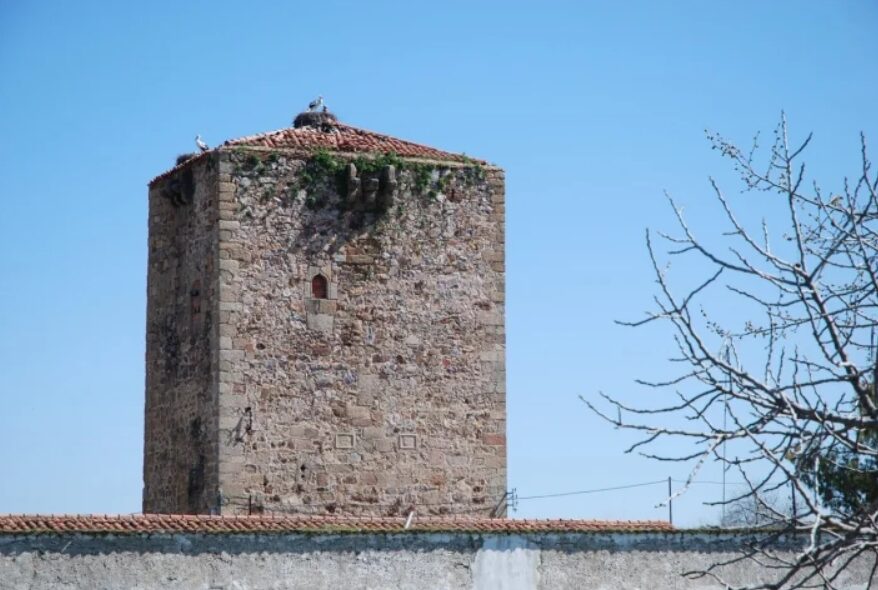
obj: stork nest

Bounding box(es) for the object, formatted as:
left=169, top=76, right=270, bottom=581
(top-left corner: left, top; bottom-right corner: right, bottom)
left=293, top=111, right=338, bottom=130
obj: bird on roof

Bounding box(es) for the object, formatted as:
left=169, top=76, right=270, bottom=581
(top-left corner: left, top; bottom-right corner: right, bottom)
left=195, top=135, right=209, bottom=153
left=308, top=96, right=325, bottom=112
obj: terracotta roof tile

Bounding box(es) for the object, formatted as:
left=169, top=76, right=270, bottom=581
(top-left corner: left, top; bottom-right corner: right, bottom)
left=0, top=514, right=673, bottom=535
left=149, top=120, right=481, bottom=186
left=223, top=122, right=476, bottom=163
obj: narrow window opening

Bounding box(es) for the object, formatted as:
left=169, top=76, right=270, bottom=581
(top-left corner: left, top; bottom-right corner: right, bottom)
left=311, top=274, right=328, bottom=299
left=190, top=279, right=202, bottom=314
left=189, top=278, right=203, bottom=340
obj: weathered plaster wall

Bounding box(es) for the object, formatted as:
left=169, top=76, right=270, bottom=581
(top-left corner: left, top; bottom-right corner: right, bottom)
left=144, top=156, right=220, bottom=514
left=1, top=532, right=870, bottom=590
left=213, top=150, right=506, bottom=516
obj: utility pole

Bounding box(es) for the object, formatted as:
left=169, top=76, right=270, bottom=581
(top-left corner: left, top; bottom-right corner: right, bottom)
left=722, top=340, right=731, bottom=526
left=668, top=477, right=673, bottom=525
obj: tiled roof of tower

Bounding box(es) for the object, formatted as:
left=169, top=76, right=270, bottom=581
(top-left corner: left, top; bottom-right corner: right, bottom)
left=149, top=113, right=484, bottom=186
left=223, top=122, right=478, bottom=164
left=0, top=514, right=673, bottom=535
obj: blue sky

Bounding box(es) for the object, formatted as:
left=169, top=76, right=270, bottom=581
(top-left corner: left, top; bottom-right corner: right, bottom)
left=0, top=1, right=876, bottom=525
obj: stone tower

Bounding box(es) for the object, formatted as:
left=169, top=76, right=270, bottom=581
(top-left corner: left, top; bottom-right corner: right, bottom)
left=143, top=111, right=506, bottom=516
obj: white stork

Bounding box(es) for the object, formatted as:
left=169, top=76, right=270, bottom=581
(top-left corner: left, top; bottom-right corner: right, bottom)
left=195, top=134, right=209, bottom=153
left=308, top=96, right=325, bottom=112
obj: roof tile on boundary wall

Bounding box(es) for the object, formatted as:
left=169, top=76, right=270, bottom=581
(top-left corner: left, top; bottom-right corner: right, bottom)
left=0, top=514, right=673, bottom=535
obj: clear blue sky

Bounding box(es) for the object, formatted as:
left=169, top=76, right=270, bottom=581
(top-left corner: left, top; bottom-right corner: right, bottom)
left=1, top=1, right=876, bottom=526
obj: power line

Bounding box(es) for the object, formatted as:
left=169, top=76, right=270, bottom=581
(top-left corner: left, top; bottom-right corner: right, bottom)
left=672, top=478, right=747, bottom=486
left=517, top=479, right=667, bottom=501
left=514, top=478, right=749, bottom=503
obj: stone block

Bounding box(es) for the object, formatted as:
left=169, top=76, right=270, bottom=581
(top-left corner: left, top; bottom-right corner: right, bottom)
left=335, top=433, right=355, bottom=449
left=305, top=299, right=336, bottom=315
left=223, top=349, right=245, bottom=361
left=345, top=255, right=374, bottom=265
left=482, top=433, right=505, bottom=446
left=479, top=349, right=503, bottom=362
left=219, top=288, right=239, bottom=303
left=218, top=159, right=234, bottom=175
left=359, top=374, right=379, bottom=393
left=362, top=427, right=382, bottom=440
left=306, top=313, right=334, bottom=334
left=345, top=403, right=370, bottom=421
left=484, top=251, right=504, bottom=263
left=218, top=324, right=238, bottom=337
left=477, top=310, right=503, bottom=326
left=398, top=434, right=417, bottom=450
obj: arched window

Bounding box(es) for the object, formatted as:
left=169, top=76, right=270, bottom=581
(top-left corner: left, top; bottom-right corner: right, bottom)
left=311, top=274, right=328, bottom=299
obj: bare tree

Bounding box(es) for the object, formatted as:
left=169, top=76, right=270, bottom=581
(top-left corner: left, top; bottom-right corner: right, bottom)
left=589, top=115, right=878, bottom=589
left=721, top=489, right=790, bottom=529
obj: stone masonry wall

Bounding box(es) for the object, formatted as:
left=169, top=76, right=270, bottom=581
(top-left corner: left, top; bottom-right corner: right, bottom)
left=143, top=156, right=220, bottom=514
left=1, top=532, right=872, bottom=590
left=213, top=149, right=506, bottom=516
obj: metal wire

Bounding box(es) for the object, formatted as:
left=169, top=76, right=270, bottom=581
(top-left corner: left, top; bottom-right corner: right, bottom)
left=516, top=479, right=667, bottom=501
